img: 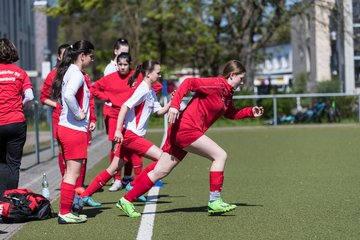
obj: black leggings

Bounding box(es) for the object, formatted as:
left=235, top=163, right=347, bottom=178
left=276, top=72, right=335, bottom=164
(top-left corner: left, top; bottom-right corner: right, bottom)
left=0, top=122, right=27, bottom=199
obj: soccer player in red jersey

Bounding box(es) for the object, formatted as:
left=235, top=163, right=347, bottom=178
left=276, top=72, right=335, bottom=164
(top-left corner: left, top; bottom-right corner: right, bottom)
left=117, top=60, right=264, bottom=217
left=40, top=44, right=69, bottom=176
left=79, top=60, right=170, bottom=207
left=0, top=38, right=34, bottom=199
left=52, top=40, right=95, bottom=224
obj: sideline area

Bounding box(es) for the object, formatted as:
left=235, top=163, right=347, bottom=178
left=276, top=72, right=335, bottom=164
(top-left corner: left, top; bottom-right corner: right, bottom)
left=0, top=133, right=109, bottom=240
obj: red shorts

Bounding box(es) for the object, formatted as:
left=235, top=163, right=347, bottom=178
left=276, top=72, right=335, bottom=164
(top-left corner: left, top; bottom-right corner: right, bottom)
left=105, top=117, right=118, bottom=141
left=114, top=129, right=154, bottom=160
left=57, top=125, right=88, bottom=160
left=162, top=123, right=203, bottom=160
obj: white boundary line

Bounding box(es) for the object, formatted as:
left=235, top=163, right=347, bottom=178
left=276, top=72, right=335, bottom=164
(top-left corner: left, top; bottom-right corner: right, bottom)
left=137, top=186, right=161, bottom=240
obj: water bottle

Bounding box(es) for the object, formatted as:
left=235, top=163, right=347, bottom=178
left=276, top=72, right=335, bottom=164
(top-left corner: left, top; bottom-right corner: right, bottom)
left=41, top=173, right=50, bottom=200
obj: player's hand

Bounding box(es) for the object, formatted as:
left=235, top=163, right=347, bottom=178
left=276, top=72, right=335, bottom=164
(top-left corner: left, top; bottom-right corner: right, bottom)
left=252, top=106, right=264, bottom=117
left=75, top=109, right=86, bottom=120
left=89, top=122, right=96, bottom=131
left=113, top=129, right=124, bottom=144
left=169, top=90, right=176, bottom=100
left=168, top=107, right=179, bottom=124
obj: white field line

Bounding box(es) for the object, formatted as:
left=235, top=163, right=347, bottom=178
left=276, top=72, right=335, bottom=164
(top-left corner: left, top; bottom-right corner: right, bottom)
left=137, top=186, right=161, bottom=240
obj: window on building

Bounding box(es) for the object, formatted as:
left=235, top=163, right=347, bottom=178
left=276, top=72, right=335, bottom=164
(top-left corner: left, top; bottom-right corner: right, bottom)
left=353, top=0, right=360, bottom=24
left=355, top=60, right=360, bottom=88
left=354, top=28, right=360, bottom=57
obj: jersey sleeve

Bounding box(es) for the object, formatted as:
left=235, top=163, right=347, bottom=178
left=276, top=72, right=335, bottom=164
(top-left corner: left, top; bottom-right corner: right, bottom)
left=64, top=71, right=84, bottom=118
left=170, top=77, right=217, bottom=110
left=40, top=69, right=56, bottom=103
left=224, top=105, right=254, bottom=120
left=124, top=83, right=148, bottom=109
left=91, top=77, right=110, bottom=102
left=21, top=70, right=32, bottom=93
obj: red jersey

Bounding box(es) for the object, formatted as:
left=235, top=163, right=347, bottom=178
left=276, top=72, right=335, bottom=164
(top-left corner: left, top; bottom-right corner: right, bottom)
left=170, top=76, right=254, bottom=133
left=91, top=70, right=136, bottom=118
left=83, top=72, right=96, bottom=123
left=40, top=68, right=61, bottom=119
left=0, top=63, right=33, bottom=126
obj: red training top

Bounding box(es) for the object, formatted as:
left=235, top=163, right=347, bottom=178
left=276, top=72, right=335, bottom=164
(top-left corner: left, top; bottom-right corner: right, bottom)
left=170, top=76, right=254, bottom=133
left=0, top=63, right=33, bottom=126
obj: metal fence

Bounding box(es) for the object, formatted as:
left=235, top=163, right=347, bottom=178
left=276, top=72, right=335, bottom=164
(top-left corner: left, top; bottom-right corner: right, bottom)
left=24, top=92, right=360, bottom=167
left=24, top=100, right=105, bottom=166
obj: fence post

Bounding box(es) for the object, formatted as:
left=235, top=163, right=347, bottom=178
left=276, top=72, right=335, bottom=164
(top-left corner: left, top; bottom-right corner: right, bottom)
left=358, top=95, right=360, bottom=123
left=34, top=100, right=40, bottom=164
left=273, top=95, right=277, bottom=126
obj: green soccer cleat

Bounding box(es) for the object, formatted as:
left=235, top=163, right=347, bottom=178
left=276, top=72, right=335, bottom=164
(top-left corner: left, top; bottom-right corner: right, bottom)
left=58, top=212, right=87, bottom=224
left=82, top=196, right=102, bottom=207
left=116, top=197, right=141, bottom=218
left=208, top=199, right=236, bottom=214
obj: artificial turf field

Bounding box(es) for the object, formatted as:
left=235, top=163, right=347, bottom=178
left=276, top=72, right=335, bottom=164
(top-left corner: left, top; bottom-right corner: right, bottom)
left=12, top=126, right=360, bottom=240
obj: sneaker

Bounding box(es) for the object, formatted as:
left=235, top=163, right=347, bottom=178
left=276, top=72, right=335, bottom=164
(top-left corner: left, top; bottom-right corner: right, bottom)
left=125, top=182, right=133, bottom=192
left=58, top=212, right=87, bottom=224
left=82, top=196, right=102, bottom=207
left=121, top=176, right=134, bottom=188
left=109, top=180, right=123, bottom=192
left=116, top=197, right=141, bottom=218
left=208, top=199, right=236, bottom=214
left=125, top=183, right=147, bottom=202
left=75, top=187, right=85, bottom=195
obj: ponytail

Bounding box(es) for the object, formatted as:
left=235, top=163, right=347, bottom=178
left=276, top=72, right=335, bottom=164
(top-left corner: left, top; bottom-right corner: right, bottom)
left=52, top=46, right=73, bottom=99
left=128, top=64, right=142, bottom=87
left=128, top=60, right=159, bottom=87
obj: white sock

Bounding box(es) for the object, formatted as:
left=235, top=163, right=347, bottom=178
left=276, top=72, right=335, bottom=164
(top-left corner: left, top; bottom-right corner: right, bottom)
left=209, top=191, right=221, bottom=202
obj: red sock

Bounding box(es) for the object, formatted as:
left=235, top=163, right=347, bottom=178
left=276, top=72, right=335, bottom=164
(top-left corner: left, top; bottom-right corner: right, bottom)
left=60, top=182, right=75, bottom=215
left=131, top=161, right=157, bottom=186
left=81, top=170, right=112, bottom=198
left=125, top=173, right=154, bottom=202
left=132, top=154, right=143, bottom=179
left=75, top=161, right=87, bottom=189
left=209, top=171, right=224, bottom=192
left=58, top=152, right=65, bottom=177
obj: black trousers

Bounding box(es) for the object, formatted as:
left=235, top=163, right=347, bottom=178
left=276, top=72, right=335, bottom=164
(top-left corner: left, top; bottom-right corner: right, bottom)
left=0, top=122, right=27, bottom=199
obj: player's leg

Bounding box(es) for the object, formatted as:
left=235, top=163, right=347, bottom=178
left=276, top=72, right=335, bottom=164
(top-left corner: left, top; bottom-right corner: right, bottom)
left=184, top=135, right=236, bottom=214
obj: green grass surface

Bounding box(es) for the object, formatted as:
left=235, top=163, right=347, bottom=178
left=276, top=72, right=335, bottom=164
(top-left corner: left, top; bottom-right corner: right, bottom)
left=12, top=126, right=360, bottom=240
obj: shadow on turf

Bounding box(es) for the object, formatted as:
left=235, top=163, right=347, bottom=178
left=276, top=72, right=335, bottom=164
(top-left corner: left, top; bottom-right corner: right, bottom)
left=0, top=230, right=8, bottom=234
left=144, top=202, right=262, bottom=216
left=80, top=207, right=112, bottom=218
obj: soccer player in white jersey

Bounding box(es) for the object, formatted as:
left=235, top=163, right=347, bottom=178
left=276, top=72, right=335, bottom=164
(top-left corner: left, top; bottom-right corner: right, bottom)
left=77, top=60, right=170, bottom=206
left=51, top=40, right=95, bottom=224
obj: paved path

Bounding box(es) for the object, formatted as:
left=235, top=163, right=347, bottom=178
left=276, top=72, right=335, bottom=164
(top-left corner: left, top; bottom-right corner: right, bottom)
left=0, top=133, right=109, bottom=240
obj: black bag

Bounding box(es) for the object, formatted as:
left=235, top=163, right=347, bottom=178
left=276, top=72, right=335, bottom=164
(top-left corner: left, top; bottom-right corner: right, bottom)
left=0, top=188, right=53, bottom=223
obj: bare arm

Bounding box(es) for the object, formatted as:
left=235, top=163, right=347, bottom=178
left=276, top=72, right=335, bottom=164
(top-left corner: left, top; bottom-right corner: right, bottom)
left=113, top=104, right=129, bottom=143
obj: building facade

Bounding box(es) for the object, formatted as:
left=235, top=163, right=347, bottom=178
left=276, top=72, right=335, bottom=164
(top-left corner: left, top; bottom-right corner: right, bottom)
left=291, top=0, right=359, bottom=94
left=0, top=0, right=59, bottom=96
left=0, top=0, right=36, bottom=71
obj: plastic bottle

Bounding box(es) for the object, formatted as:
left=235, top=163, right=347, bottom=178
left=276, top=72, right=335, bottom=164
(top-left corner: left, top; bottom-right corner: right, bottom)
left=41, top=173, right=50, bottom=200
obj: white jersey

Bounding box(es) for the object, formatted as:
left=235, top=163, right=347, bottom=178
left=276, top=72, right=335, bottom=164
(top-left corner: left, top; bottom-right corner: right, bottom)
left=103, top=60, right=118, bottom=76
left=59, top=64, right=90, bottom=132
left=123, top=81, right=162, bottom=136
